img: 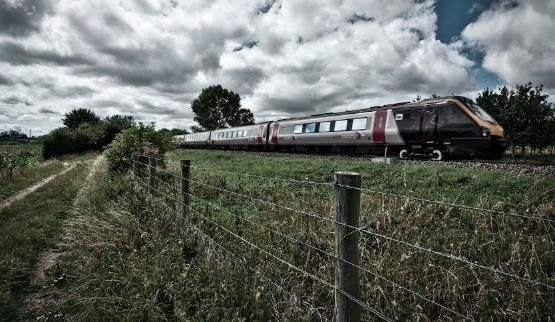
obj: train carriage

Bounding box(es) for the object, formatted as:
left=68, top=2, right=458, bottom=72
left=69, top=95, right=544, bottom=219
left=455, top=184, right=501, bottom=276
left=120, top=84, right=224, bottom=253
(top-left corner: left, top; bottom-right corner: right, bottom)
left=176, top=96, right=507, bottom=160
left=182, top=131, right=210, bottom=148
left=210, top=123, right=270, bottom=150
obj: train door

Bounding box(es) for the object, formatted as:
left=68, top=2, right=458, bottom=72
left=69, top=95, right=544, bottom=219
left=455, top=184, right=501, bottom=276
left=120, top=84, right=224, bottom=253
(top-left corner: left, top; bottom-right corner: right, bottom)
left=271, top=123, right=279, bottom=144
left=257, top=124, right=265, bottom=144
left=372, top=110, right=387, bottom=144
left=421, top=106, right=438, bottom=142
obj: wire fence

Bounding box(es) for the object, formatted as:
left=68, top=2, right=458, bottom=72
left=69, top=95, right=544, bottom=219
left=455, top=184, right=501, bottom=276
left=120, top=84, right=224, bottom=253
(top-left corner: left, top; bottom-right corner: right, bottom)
left=128, top=153, right=555, bottom=321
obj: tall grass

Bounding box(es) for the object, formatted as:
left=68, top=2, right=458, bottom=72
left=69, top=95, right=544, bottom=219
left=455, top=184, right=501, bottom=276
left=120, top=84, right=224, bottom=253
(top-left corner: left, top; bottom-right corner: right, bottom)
left=53, top=150, right=554, bottom=321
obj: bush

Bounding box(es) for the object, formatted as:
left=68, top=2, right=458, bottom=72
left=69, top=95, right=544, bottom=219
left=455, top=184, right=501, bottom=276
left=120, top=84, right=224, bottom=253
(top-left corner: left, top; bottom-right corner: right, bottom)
left=42, top=125, right=105, bottom=159
left=42, top=114, right=136, bottom=159
left=0, top=151, right=39, bottom=178
left=105, top=123, right=171, bottom=172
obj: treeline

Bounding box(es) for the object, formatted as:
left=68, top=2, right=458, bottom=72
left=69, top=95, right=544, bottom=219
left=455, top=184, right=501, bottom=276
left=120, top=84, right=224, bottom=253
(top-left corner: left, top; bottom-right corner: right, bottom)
left=477, top=83, right=555, bottom=156
left=42, top=108, right=187, bottom=159
left=0, top=129, right=32, bottom=140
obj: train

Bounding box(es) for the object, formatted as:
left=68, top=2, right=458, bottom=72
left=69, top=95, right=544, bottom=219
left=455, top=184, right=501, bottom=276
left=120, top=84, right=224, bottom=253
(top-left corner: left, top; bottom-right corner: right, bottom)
left=172, top=96, right=507, bottom=160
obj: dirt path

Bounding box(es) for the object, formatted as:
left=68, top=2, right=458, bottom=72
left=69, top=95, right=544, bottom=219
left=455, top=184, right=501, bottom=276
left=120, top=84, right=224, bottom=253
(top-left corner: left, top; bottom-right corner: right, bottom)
left=0, top=164, right=76, bottom=211
left=22, top=155, right=105, bottom=318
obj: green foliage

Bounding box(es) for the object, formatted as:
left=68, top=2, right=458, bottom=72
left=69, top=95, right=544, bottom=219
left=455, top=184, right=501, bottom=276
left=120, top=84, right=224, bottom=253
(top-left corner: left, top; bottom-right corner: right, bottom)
left=62, top=108, right=101, bottom=129
left=0, top=164, right=88, bottom=320
left=105, top=123, right=171, bottom=172
left=102, top=114, right=136, bottom=145
left=0, top=160, right=64, bottom=200
left=42, top=125, right=101, bottom=159
left=158, top=128, right=188, bottom=136
left=0, top=129, right=28, bottom=140
left=42, top=114, right=135, bottom=159
left=53, top=150, right=554, bottom=321
left=477, top=83, right=555, bottom=150
left=0, top=151, right=40, bottom=179
left=191, top=84, right=255, bottom=130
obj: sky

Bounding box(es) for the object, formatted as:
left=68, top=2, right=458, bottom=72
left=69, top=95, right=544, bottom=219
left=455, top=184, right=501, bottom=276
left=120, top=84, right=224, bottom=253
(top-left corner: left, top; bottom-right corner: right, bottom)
left=0, top=0, right=554, bottom=135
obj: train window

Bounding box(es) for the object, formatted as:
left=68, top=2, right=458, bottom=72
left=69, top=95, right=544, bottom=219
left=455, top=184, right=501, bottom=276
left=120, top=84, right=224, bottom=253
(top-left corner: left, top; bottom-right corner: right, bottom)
left=305, top=123, right=316, bottom=133
left=225, top=132, right=230, bottom=138
left=294, top=124, right=303, bottom=134
left=319, top=122, right=331, bottom=132
left=352, top=118, right=367, bottom=130
left=334, top=120, right=348, bottom=131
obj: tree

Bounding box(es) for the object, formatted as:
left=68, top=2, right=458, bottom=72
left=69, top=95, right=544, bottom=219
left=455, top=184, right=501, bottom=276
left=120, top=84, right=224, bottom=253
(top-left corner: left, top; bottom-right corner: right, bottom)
left=158, top=128, right=188, bottom=136
left=63, top=108, right=100, bottom=129
left=190, top=125, right=205, bottom=133
left=190, top=85, right=255, bottom=130
left=105, top=123, right=171, bottom=172
left=103, top=115, right=136, bottom=144
left=0, top=129, right=28, bottom=139
left=477, top=83, right=555, bottom=154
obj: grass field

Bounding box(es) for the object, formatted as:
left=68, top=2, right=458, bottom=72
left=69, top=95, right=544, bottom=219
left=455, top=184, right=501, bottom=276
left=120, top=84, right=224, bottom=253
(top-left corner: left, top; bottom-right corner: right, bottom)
left=0, top=160, right=90, bottom=320
left=0, top=161, right=66, bottom=201
left=49, top=149, right=554, bottom=321
left=0, top=142, right=96, bottom=201
left=0, top=143, right=42, bottom=155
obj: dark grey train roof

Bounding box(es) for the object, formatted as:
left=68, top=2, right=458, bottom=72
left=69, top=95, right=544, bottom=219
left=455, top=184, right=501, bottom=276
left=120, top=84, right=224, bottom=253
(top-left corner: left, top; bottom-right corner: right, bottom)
left=274, top=96, right=465, bottom=123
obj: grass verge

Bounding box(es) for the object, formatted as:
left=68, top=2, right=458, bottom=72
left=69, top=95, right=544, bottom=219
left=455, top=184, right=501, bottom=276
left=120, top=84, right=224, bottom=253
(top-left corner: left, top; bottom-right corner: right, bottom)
left=0, top=161, right=89, bottom=320
left=53, top=149, right=554, bottom=321
left=0, top=161, right=66, bottom=201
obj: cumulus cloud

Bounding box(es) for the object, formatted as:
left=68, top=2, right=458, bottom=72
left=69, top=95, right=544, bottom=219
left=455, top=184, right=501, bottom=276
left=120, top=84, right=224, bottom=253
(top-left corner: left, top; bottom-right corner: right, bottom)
left=463, top=0, right=555, bottom=89
left=0, top=0, right=482, bottom=134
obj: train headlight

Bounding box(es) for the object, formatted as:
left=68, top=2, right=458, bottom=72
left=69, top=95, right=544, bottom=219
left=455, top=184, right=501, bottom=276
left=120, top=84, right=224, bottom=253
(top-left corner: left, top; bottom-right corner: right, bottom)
left=481, top=126, right=491, bottom=137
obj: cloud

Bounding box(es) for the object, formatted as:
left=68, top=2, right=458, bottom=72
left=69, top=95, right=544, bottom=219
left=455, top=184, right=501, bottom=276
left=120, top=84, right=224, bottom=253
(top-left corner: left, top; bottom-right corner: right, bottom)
left=0, top=0, right=481, bottom=135
left=38, top=107, right=58, bottom=114
left=0, top=40, right=92, bottom=66
left=462, top=0, right=555, bottom=89
left=0, top=0, right=53, bottom=37
left=0, top=74, right=12, bottom=85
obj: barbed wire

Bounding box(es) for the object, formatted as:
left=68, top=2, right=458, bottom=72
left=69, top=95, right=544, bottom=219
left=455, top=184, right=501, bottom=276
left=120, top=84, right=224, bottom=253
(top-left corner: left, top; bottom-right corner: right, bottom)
left=132, top=155, right=553, bottom=224
left=132, top=155, right=334, bottom=187
left=130, top=171, right=392, bottom=321
left=335, top=183, right=555, bottom=224
left=130, top=158, right=555, bottom=290
left=182, top=190, right=470, bottom=320
left=129, top=173, right=330, bottom=319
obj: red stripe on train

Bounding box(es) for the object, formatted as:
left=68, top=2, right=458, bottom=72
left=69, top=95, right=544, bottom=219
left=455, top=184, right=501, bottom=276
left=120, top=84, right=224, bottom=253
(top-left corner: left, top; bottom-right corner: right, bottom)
left=271, top=123, right=279, bottom=144
left=373, top=110, right=387, bottom=144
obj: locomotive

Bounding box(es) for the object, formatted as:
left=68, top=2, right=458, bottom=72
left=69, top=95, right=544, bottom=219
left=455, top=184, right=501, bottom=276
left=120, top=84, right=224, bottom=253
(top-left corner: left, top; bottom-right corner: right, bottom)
left=173, top=96, right=507, bottom=160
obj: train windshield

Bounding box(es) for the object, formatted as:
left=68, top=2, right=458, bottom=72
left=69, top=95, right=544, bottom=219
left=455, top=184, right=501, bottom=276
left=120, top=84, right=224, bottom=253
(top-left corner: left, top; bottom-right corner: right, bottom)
left=465, top=101, right=498, bottom=124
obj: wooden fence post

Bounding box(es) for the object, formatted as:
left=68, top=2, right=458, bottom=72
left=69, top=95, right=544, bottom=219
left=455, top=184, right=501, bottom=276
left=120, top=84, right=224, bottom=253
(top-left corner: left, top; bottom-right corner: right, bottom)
left=132, top=154, right=138, bottom=176
left=334, top=171, right=362, bottom=322
left=148, top=157, right=157, bottom=194
left=180, top=160, right=191, bottom=216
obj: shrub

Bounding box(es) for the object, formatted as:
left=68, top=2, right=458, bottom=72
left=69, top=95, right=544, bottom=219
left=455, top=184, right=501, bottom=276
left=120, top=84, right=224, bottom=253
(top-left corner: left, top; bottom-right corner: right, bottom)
left=0, top=151, right=39, bottom=178
left=42, top=115, right=136, bottom=159
left=105, top=123, right=171, bottom=172
left=42, top=125, right=103, bottom=159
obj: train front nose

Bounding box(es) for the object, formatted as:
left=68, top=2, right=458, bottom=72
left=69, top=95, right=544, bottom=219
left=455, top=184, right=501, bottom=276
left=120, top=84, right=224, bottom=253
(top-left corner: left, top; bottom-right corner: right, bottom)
left=489, top=124, right=508, bottom=157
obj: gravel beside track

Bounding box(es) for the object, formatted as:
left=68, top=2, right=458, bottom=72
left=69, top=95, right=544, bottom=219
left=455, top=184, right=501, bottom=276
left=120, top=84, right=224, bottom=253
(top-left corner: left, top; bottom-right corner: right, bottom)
left=401, top=159, right=555, bottom=177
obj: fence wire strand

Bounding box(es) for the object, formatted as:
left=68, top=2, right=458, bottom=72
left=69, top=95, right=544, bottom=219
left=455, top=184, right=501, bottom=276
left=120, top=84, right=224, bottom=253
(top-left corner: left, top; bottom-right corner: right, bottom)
left=130, top=170, right=392, bottom=321
left=133, top=155, right=553, bottom=224
left=132, top=158, right=555, bottom=291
